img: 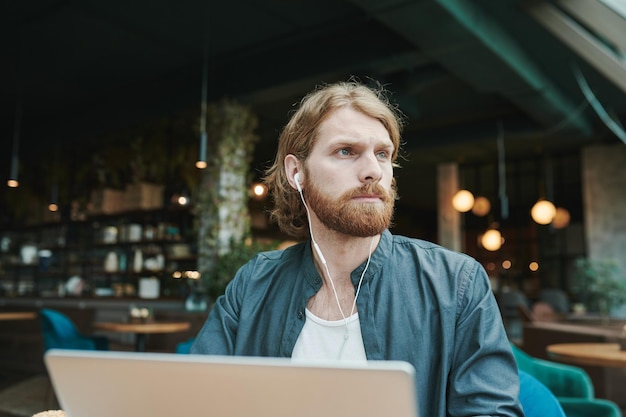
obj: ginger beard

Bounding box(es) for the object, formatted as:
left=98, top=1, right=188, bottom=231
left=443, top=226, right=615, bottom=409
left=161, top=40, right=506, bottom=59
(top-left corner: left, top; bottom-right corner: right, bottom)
left=303, top=177, right=396, bottom=237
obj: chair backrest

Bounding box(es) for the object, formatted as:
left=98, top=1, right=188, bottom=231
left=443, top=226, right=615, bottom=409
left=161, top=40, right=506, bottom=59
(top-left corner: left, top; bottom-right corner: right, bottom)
left=558, top=397, right=624, bottom=417
left=510, top=344, right=594, bottom=399
left=518, top=370, right=566, bottom=417
left=40, top=308, right=81, bottom=339
left=175, top=338, right=195, bottom=354
left=39, top=308, right=104, bottom=351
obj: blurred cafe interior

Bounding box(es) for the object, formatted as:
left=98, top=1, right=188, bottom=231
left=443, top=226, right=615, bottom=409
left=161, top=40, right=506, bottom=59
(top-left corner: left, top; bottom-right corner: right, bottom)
left=0, top=0, right=626, bottom=414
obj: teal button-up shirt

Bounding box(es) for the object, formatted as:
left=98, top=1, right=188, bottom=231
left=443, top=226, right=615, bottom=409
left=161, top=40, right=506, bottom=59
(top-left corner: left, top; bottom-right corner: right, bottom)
left=191, top=230, right=523, bottom=417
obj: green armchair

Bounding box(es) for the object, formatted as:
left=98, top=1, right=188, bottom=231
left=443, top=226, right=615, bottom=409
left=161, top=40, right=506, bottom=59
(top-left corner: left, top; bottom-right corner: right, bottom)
left=558, top=398, right=623, bottom=417
left=510, top=344, right=622, bottom=417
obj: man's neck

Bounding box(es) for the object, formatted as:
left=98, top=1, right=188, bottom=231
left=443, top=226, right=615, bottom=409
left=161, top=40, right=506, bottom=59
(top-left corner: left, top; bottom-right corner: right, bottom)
left=309, top=221, right=380, bottom=284
left=306, top=222, right=380, bottom=321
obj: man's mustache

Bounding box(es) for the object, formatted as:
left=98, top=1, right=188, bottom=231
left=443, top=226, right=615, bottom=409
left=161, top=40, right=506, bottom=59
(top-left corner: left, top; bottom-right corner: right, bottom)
left=344, top=183, right=395, bottom=203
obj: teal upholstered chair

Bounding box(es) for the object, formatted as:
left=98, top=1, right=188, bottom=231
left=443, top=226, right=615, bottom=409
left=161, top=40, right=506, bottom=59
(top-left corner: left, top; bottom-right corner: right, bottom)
left=518, top=370, right=566, bottom=417
left=557, top=398, right=623, bottom=417
left=175, top=337, right=195, bottom=354
left=40, top=308, right=109, bottom=351
left=511, top=343, right=594, bottom=398
left=511, top=344, right=622, bottom=417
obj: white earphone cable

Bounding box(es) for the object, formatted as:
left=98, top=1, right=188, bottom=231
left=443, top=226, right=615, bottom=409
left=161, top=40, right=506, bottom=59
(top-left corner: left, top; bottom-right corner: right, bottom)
left=296, top=178, right=375, bottom=352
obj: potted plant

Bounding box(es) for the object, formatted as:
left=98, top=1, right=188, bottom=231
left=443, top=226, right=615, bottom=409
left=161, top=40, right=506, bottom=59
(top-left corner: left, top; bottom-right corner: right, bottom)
left=571, top=257, right=626, bottom=323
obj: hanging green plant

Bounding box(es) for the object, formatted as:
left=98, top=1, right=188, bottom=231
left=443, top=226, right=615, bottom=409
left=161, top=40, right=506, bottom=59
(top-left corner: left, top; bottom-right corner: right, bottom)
left=194, top=98, right=261, bottom=296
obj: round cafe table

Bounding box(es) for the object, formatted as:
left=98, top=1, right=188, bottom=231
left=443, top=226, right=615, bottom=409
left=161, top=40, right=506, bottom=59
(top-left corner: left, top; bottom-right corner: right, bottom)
left=0, top=311, right=37, bottom=320
left=93, top=320, right=191, bottom=352
left=547, top=343, right=626, bottom=368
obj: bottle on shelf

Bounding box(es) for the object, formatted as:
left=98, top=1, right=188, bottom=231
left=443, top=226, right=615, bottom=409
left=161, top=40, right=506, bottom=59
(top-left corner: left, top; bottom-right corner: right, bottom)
left=132, top=249, right=143, bottom=272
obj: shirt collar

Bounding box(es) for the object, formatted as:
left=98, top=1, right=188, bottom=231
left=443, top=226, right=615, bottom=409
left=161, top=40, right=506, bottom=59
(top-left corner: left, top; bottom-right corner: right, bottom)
left=300, top=229, right=392, bottom=288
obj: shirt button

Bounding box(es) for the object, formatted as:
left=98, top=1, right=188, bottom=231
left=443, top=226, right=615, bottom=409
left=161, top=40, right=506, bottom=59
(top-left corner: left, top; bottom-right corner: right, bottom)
left=297, top=310, right=303, bottom=319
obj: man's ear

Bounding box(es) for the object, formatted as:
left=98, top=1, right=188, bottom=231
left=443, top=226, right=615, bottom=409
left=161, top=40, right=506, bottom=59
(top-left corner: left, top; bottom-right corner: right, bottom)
left=284, top=154, right=301, bottom=191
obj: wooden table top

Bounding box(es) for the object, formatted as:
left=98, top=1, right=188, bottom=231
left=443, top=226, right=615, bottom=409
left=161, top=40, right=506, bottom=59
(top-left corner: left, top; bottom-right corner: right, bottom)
left=547, top=342, right=626, bottom=368
left=528, top=319, right=626, bottom=337
left=93, top=320, right=191, bottom=334
left=0, top=311, right=37, bottom=321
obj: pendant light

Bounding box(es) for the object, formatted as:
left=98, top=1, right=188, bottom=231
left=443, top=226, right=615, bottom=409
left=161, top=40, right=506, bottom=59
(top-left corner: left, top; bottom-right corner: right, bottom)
left=531, top=199, right=556, bottom=225
left=196, top=17, right=209, bottom=170
left=552, top=207, right=571, bottom=229
left=250, top=182, right=268, bottom=200
left=531, top=156, right=557, bottom=225
left=452, top=189, right=474, bottom=212
left=496, top=122, right=508, bottom=221
left=480, top=123, right=507, bottom=251
left=48, top=183, right=59, bottom=212
left=481, top=226, right=504, bottom=251
left=471, top=165, right=491, bottom=217
left=451, top=163, right=474, bottom=212
left=7, top=95, right=22, bottom=188
left=472, top=196, right=491, bottom=217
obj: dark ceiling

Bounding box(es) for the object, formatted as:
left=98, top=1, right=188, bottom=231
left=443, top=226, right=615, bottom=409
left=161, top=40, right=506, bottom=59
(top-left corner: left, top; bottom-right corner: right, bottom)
left=1, top=0, right=625, bottom=228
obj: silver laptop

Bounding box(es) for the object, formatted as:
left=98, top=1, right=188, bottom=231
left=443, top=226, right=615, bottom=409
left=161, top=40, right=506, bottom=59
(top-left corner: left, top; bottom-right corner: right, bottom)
left=45, top=349, right=418, bottom=417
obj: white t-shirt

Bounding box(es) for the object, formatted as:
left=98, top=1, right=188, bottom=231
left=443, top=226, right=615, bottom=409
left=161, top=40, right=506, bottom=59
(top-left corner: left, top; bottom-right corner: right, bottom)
left=292, top=309, right=367, bottom=361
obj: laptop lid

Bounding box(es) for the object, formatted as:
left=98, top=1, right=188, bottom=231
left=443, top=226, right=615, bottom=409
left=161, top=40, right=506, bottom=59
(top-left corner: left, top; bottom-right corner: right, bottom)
left=44, top=349, right=418, bottom=417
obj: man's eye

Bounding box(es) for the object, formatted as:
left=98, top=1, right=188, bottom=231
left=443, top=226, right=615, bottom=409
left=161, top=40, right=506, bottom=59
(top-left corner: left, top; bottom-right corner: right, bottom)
left=338, top=148, right=351, bottom=156
left=377, top=151, right=389, bottom=159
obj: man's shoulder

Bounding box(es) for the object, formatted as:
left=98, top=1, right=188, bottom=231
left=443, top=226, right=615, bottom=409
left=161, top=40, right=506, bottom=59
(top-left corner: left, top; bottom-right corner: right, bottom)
left=245, top=242, right=306, bottom=269
left=255, top=248, right=289, bottom=261
left=230, top=244, right=307, bottom=290
left=391, top=233, right=438, bottom=248
left=390, top=233, right=453, bottom=252
left=389, top=233, right=476, bottom=262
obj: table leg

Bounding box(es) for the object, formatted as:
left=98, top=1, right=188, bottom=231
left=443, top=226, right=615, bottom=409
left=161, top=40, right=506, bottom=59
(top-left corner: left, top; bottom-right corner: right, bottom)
left=135, top=333, right=146, bottom=352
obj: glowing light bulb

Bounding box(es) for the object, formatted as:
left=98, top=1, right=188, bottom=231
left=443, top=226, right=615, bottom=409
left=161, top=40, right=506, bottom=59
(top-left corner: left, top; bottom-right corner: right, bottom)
left=452, top=190, right=474, bottom=212
left=531, top=199, right=556, bottom=225
left=552, top=207, right=570, bottom=229
left=481, top=228, right=503, bottom=251
left=471, top=196, right=491, bottom=216
left=250, top=182, right=268, bottom=200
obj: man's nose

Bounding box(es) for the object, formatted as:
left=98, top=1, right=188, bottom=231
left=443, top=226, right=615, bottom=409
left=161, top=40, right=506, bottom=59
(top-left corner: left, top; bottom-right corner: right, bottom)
left=359, top=153, right=383, bottom=183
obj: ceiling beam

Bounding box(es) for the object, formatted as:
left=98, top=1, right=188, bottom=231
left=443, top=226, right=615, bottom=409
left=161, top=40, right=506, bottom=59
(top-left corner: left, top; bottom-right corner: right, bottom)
left=347, top=0, right=593, bottom=138
left=557, top=0, right=626, bottom=54
left=527, top=1, right=626, bottom=94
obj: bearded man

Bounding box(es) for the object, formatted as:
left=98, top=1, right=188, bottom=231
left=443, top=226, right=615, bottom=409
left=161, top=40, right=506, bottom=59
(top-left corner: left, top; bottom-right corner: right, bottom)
left=191, top=80, right=524, bottom=417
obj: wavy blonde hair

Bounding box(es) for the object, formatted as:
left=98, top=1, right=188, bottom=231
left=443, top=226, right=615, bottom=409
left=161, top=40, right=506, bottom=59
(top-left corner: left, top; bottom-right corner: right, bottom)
left=263, top=80, right=404, bottom=240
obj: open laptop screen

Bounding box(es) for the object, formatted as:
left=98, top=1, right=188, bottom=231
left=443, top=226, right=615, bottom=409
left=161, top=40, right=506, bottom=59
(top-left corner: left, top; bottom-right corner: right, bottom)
left=45, top=349, right=418, bottom=417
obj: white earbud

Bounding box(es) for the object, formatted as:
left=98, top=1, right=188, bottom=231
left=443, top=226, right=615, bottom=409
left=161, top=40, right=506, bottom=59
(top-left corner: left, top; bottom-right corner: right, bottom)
left=294, top=172, right=302, bottom=192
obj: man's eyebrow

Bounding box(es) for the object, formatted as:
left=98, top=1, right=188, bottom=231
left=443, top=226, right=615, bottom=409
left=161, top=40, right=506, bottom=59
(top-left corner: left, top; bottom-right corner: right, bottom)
left=326, top=138, right=360, bottom=148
